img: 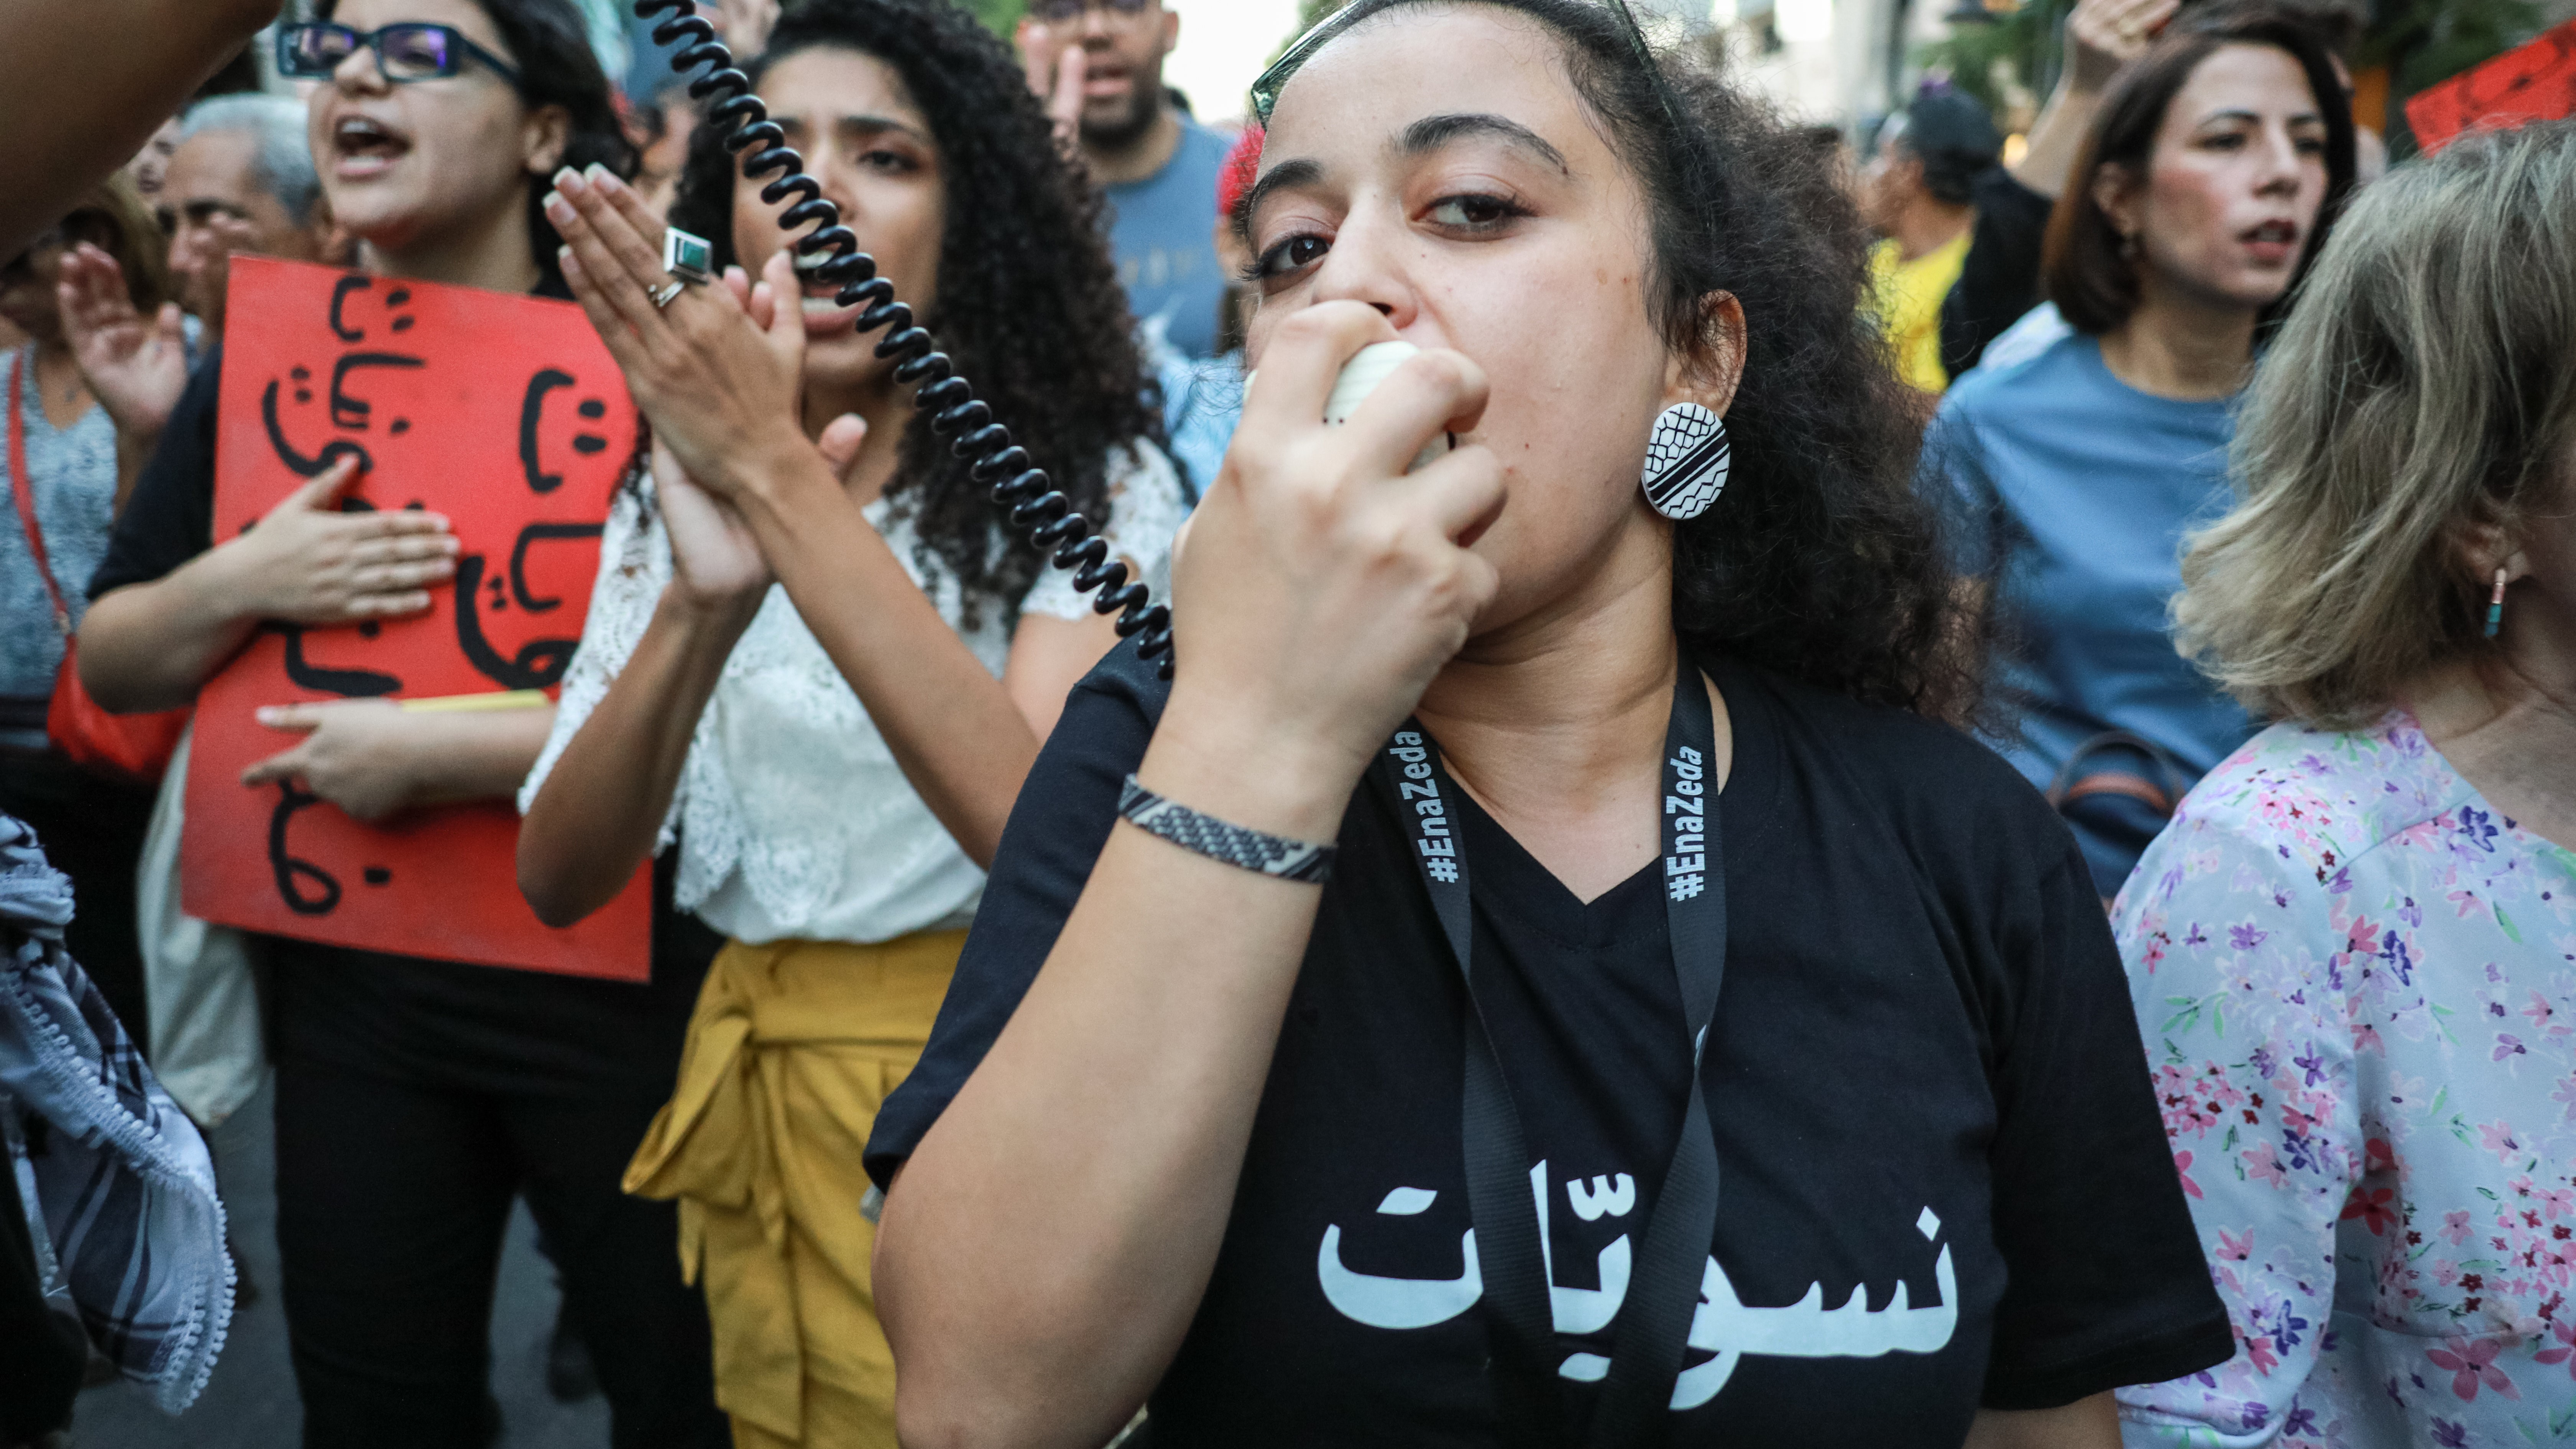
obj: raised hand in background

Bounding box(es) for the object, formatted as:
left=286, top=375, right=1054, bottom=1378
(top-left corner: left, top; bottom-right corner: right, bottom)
left=56, top=242, right=189, bottom=457
left=2014, top=0, right=2185, bottom=197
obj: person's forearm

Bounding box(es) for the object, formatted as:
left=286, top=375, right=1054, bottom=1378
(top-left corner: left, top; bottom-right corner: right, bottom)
left=0, top=0, right=278, bottom=256
left=78, top=546, right=266, bottom=713
left=1964, top=1393, right=2120, bottom=1449
left=2011, top=74, right=2105, bottom=199
left=736, top=449, right=1044, bottom=867
left=519, top=590, right=752, bottom=927
left=398, top=706, right=556, bottom=808
left=878, top=703, right=1351, bottom=1449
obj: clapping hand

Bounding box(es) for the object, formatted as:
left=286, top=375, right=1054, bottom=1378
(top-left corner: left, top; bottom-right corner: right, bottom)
left=657, top=410, right=872, bottom=610
left=545, top=166, right=813, bottom=511
left=656, top=433, right=769, bottom=607
left=56, top=242, right=188, bottom=442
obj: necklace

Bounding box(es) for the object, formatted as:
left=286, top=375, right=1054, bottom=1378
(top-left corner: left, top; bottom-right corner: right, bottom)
left=30, top=348, right=91, bottom=425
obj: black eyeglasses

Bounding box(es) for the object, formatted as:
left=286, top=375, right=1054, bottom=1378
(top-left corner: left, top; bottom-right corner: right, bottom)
left=276, top=21, right=523, bottom=89
left=1026, top=0, right=1156, bottom=22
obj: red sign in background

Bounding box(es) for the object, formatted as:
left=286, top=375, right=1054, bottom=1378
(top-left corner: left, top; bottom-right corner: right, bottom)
left=182, top=258, right=651, bottom=979
left=2407, top=17, right=2576, bottom=153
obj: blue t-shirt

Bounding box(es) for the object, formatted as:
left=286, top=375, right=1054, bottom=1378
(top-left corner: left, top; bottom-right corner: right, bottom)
left=1105, top=117, right=1234, bottom=360
left=1924, top=333, right=2256, bottom=896
left=1151, top=337, right=1240, bottom=503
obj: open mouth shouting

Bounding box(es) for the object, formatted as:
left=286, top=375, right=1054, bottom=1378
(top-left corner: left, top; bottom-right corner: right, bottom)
left=2239, top=217, right=2300, bottom=266
left=793, top=248, right=863, bottom=335
left=1083, top=59, right=1134, bottom=104
left=332, top=114, right=414, bottom=182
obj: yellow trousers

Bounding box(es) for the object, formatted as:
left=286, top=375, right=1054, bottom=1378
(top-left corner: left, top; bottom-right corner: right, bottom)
left=624, top=932, right=965, bottom=1449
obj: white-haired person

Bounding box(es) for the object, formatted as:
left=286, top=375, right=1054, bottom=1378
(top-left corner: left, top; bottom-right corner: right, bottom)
left=2114, top=118, right=2576, bottom=1447
left=160, top=94, right=343, bottom=339
left=56, top=94, right=344, bottom=505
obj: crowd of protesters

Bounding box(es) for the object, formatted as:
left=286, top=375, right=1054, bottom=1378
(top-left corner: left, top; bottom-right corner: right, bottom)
left=2, top=1, right=2572, bottom=1448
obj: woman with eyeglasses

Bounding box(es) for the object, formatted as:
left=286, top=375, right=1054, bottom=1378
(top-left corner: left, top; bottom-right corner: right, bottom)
left=76, top=3, right=729, bottom=1445
left=833, top=1, right=2233, bottom=1445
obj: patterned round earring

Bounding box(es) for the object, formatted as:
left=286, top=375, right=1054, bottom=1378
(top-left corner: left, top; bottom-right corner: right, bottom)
left=1641, top=402, right=1730, bottom=521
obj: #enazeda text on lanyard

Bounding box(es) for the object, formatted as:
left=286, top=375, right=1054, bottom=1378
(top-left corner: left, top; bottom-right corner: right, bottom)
left=1367, top=659, right=1727, bottom=1448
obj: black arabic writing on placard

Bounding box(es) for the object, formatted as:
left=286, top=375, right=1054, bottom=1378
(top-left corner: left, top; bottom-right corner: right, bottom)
left=453, top=527, right=590, bottom=689
left=518, top=369, right=616, bottom=494
left=266, top=781, right=342, bottom=916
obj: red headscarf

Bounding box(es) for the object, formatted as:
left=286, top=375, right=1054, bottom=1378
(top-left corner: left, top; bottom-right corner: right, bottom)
left=1216, top=124, right=1265, bottom=221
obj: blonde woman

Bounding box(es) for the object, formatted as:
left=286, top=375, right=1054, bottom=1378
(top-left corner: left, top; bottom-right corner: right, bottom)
left=2113, top=120, right=2576, bottom=1447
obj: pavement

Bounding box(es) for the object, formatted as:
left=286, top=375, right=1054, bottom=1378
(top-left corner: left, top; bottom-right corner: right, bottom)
left=61, top=1078, right=613, bottom=1449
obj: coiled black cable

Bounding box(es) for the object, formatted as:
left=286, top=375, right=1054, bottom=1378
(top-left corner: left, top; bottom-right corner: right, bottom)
left=635, top=0, right=1174, bottom=676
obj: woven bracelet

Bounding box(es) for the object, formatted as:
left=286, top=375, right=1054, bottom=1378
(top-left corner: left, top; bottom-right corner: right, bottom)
left=1117, top=775, right=1337, bottom=884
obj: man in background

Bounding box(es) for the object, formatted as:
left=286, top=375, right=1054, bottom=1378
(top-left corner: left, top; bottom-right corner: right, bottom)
left=1861, top=85, right=2002, bottom=396
left=1020, top=0, right=1236, bottom=358
left=160, top=95, right=341, bottom=342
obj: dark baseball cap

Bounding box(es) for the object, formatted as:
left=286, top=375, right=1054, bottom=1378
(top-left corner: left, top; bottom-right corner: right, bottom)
left=1901, top=84, right=2003, bottom=164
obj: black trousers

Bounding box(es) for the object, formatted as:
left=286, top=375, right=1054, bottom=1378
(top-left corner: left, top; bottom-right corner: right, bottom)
left=0, top=750, right=155, bottom=1056
left=0, top=1116, right=85, bottom=1445
left=271, top=1053, right=729, bottom=1449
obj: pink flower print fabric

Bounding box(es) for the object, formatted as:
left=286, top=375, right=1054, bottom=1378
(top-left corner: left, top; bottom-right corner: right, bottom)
left=2110, top=713, right=2576, bottom=1448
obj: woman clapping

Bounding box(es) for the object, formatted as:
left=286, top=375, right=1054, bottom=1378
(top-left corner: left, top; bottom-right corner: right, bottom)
left=519, top=2, right=1182, bottom=1443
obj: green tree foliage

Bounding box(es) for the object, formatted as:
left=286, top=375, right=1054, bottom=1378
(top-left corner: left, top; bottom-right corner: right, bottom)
left=961, top=0, right=1028, bottom=34
left=2363, top=0, right=2542, bottom=95
left=1915, top=0, right=2547, bottom=141
left=1912, top=0, right=2070, bottom=120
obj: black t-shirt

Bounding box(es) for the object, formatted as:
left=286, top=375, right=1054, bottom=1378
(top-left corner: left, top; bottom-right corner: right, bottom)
left=1939, top=169, right=2059, bottom=381
left=90, top=327, right=716, bottom=1102
left=867, top=643, right=2230, bottom=1444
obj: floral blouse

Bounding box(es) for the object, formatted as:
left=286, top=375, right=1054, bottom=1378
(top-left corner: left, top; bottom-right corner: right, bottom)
left=2111, top=713, right=2576, bottom=1448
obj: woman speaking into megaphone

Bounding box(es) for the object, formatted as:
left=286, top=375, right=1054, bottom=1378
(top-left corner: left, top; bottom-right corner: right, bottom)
left=867, top=3, right=2234, bottom=1446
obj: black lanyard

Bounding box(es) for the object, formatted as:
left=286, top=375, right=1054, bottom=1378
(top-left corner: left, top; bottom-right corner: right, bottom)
left=1368, top=661, right=1727, bottom=1447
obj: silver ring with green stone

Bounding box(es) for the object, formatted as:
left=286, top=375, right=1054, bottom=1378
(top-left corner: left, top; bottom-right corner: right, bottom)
left=661, top=227, right=715, bottom=286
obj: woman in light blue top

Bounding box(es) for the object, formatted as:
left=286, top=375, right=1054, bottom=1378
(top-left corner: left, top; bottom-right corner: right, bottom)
left=0, top=177, right=180, bottom=1050
left=1922, top=7, right=2351, bottom=894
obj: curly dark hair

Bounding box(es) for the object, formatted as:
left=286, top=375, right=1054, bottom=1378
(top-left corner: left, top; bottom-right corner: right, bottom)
left=319, top=0, right=637, bottom=294
left=1283, top=0, right=1979, bottom=719
left=665, top=0, right=1164, bottom=624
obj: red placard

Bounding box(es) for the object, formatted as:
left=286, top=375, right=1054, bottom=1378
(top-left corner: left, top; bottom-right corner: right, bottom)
left=2406, top=18, right=2576, bottom=154
left=181, top=257, right=651, bottom=980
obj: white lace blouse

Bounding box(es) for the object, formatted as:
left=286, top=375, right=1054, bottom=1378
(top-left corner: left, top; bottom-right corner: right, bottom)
left=521, top=446, right=1186, bottom=946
